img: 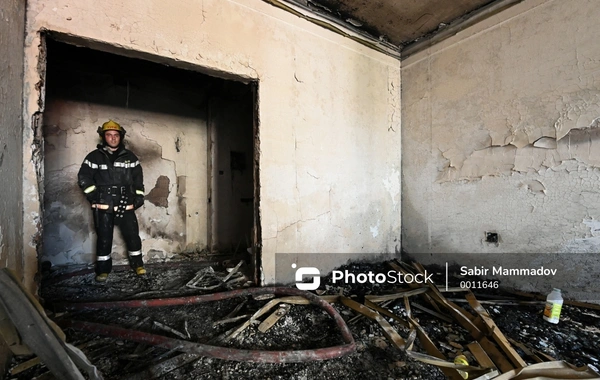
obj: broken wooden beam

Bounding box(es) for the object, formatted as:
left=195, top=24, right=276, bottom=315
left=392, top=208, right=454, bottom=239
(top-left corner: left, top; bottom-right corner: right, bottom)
left=465, top=292, right=527, bottom=369
left=224, top=296, right=307, bottom=342
left=477, top=338, right=515, bottom=373
left=212, top=314, right=251, bottom=326
left=408, top=262, right=515, bottom=373
left=153, top=321, right=188, bottom=340
left=406, top=315, right=465, bottom=380
left=491, top=360, right=600, bottom=379
left=364, top=299, right=410, bottom=328
left=466, top=341, right=497, bottom=370
left=406, top=351, right=485, bottom=372
left=340, top=297, right=407, bottom=350
left=411, top=302, right=454, bottom=323
left=10, top=357, right=42, bottom=376
left=507, top=338, right=544, bottom=363
left=258, top=304, right=289, bottom=333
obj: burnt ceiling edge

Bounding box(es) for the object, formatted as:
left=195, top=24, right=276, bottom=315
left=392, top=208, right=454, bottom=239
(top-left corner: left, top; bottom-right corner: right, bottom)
left=401, top=0, right=525, bottom=59
left=269, top=0, right=525, bottom=62
left=267, top=0, right=402, bottom=60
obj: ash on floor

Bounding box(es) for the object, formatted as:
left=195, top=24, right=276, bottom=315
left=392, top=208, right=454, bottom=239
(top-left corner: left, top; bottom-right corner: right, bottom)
left=7, top=260, right=600, bottom=380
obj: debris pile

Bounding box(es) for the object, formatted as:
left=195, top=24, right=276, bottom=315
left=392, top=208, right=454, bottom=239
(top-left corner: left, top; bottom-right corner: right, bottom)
left=2, top=259, right=600, bottom=379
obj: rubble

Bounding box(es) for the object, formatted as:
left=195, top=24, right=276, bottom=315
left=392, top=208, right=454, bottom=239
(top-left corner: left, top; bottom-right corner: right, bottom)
left=3, top=259, right=600, bottom=379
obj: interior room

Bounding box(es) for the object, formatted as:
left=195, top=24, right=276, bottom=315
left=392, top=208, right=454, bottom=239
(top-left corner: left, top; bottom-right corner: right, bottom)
left=1, top=0, right=600, bottom=378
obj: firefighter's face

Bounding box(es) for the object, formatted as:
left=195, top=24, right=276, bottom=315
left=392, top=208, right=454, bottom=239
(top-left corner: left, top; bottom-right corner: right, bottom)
left=104, top=130, right=121, bottom=149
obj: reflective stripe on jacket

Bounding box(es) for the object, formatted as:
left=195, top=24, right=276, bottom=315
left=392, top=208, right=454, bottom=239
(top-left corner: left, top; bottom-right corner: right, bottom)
left=77, top=145, right=144, bottom=198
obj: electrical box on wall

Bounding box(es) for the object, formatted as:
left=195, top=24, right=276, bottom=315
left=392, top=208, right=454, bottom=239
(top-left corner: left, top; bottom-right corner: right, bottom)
left=485, top=231, right=498, bottom=244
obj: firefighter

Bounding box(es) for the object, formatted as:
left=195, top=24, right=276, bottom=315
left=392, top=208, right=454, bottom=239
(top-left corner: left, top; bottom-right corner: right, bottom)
left=77, top=120, right=146, bottom=282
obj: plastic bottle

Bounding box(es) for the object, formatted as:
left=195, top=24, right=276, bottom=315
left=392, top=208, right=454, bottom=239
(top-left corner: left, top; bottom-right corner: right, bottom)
left=543, top=288, right=563, bottom=324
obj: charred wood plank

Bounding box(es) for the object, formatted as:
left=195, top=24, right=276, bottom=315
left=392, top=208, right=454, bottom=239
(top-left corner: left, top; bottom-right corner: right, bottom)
left=465, top=292, right=527, bottom=369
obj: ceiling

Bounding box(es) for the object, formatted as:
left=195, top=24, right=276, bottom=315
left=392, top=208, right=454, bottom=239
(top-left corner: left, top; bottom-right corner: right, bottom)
left=277, top=0, right=522, bottom=59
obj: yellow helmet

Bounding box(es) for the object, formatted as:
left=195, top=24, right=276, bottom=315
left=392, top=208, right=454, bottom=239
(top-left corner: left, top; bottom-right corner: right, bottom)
left=97, top=120, right=126, bottom=136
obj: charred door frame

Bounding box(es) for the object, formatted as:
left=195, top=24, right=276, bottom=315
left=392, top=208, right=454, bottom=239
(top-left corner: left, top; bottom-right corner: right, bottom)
left=251, top=81, right=262, bottom=285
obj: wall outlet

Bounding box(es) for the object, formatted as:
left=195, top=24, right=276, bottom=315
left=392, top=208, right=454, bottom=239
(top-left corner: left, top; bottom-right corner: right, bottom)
left=485, top=232, right=499, bottom=243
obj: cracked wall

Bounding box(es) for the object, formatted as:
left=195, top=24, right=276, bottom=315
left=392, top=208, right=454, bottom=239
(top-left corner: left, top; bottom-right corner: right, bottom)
left=0, top=0, right=26, bottom=371
left=401, top=0, right=600, bottom=297
left=23, top=0, right=402, bottom=285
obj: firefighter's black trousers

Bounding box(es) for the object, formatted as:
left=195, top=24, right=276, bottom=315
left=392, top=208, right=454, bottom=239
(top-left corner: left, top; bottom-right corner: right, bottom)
left=94, top=209, right=143, bottom=274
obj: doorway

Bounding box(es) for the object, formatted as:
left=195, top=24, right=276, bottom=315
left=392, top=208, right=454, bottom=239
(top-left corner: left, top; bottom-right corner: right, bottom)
left=41, top=37, right=260, bottom=281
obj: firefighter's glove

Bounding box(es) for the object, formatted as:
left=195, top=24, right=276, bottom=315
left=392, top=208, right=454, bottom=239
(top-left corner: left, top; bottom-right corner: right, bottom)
left=133, top=195, right=145, bottom=210
left=83, top=185, right=98, bottom=204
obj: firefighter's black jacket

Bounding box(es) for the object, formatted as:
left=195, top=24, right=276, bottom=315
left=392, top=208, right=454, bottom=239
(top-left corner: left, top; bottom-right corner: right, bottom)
left=77, top=144, right=144, bottom=209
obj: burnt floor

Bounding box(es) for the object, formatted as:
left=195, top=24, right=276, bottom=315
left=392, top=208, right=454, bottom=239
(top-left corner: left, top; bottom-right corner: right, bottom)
left=6, top=259, right=600, bottom=379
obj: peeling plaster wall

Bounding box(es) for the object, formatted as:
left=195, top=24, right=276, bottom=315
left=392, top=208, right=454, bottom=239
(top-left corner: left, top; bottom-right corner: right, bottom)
left=401, top=0, right=600, bottom=297
left=0, top=0, right=25, bottom=282
left=24, top=0, right=401, bottom=285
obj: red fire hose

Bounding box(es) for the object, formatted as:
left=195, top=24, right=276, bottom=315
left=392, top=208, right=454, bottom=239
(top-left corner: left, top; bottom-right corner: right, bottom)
left=57, top=287, right=356, bottom=363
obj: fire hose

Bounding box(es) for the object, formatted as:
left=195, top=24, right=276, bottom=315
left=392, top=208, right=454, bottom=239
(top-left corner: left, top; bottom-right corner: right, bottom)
left=57, top=287, right=356, bottom=363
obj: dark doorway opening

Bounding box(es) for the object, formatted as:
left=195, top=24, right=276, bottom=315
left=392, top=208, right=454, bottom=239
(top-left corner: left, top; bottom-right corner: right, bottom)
left=42, top=37, right=260, bottom=282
